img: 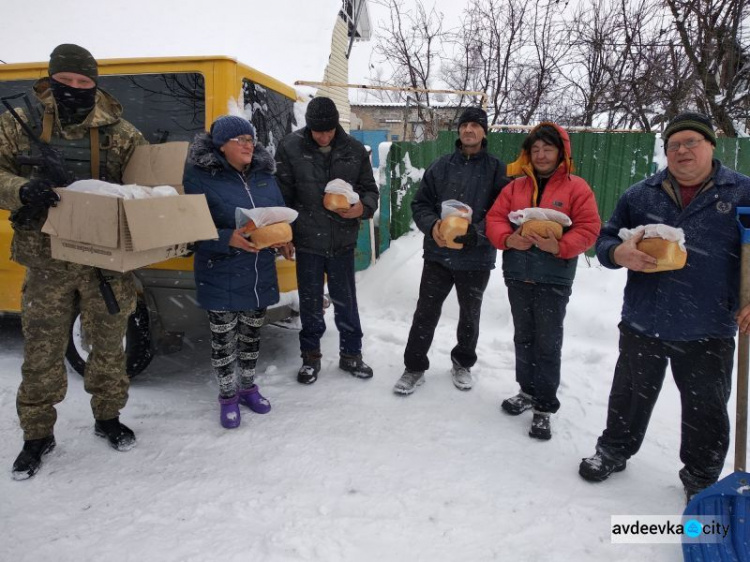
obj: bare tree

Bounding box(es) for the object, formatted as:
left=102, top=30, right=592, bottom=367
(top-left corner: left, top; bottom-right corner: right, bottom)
left=372, top=0, right=446, bottom=138
left=370, top=0, right=750, bottom=135
left=606, top=0, right=670, bottom=130
left=511, top=1, right=567, bottom=124
left=560, top=0, right=626, bottom=126
left=664, top=0, right=750, bottom=135
left=443, top=0, right=530, bottom=124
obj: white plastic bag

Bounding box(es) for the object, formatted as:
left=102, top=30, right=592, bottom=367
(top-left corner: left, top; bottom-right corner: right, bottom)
left=508, top=207, right=571, bottom=226
left=324, top=179, right=360, bottom=204
left=235, top=206, right=299, bottom=229
left=440, top=199, right=473, bottom=220
left=618, top=224, right=686, bottom=250
left=150, top=185, right=181, bottom=197
left=65, top=179, right=179, bottom=199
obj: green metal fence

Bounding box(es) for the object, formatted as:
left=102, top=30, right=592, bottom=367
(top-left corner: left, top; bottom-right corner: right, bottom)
left=715, top=138, right=750, bottom=176
left=574, top=132, right=656, bottom=225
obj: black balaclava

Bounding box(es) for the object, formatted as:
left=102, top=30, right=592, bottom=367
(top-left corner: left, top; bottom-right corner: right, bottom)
left=50, top=78, right=97, bottom=124
left=48, top=44, right=99, bottom=124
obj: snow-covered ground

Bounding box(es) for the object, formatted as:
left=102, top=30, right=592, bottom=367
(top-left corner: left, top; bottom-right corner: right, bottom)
left=0, top=230, right=731, bottom=561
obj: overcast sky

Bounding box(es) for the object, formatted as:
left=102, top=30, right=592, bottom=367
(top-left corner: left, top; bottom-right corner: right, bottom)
left=1, top=0, right=465, bottom=93
left=1, top=0, right=341, bottom=86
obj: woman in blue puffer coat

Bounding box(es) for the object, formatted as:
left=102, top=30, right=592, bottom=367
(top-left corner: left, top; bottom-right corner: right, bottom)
left=183, top=115, right=291, bottom=429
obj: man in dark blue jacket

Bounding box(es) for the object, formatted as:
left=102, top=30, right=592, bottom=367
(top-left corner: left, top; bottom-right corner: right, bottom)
left=276, top=97, right=379, bottom=385
left=394, top=107, right=508, bottom=395
left=579, top=112, right=750, bottom=502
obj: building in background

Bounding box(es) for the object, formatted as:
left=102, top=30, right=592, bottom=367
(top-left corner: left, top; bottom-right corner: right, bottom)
left=350, top=101, right=463, bottom=142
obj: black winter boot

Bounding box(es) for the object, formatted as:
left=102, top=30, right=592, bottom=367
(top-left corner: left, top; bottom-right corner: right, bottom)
left=298, top=351, right=322, bottom=385
left=501, top=392, right=534, bottom=416
left=529, top=411, right=552, bottom=440
left=578, top=450, right=627, bottom=482
left=339, top=353, right=373, bottom=379
left=95, top=418, right=136, bottom=451
left=12, top=436, right=56, bottom=480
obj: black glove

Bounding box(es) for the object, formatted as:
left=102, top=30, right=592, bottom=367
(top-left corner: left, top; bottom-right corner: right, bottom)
left=454, top=224, right=478, bottom=248
left=19, top=179, right=60, bottom=209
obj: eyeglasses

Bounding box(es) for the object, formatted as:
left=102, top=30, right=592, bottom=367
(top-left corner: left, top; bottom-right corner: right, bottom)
left=228, top=136, right=255, bottom=147
left=665, top=138, right=706, bottom=152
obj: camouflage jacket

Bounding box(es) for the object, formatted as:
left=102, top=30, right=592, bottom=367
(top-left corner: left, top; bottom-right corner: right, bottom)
left=0, top=78, right=146, bottom=267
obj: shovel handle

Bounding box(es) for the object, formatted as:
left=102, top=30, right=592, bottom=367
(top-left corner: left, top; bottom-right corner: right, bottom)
left=737, top=247, right=749, bottom=472
left=735, top=209, right=750, bottom=471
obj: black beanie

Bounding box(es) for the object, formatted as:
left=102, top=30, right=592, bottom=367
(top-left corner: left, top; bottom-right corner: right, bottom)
left=457, top=107, right=488, bottom=134
left=306, top=97, right=339, bottom=132
left=663, top=112, right=716, bottom=146
left=48, top=44, right=98, bottom=84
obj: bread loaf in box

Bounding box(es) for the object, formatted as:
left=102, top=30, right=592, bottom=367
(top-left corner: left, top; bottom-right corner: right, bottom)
left=520, top=219, right=563, bottom=240
left=324, top=192, right=351, bottom=211
left=439, top=216, right=469, bottom=250
left=636, top=238, right=687, bottom=272
left=241, top=220, right=293, bottom=249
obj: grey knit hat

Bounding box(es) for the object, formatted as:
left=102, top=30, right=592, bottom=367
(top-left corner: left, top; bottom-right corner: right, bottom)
left=663, top=112, right=716, bottom=146
left=305, top=97, right=339, bottom=132
left=48, top=44, right=98, bottom=83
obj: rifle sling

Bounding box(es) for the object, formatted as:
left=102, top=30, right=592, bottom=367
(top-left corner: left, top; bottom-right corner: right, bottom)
left=90, top=127, right=100, bottom=179
left=40, top=109, right=53, bottom=143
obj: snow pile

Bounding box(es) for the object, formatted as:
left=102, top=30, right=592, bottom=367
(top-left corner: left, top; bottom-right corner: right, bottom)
left=0, top=231, right=732, bottom=561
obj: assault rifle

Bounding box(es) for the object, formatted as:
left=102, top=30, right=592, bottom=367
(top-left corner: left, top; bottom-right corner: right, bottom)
left=1, top=94, right=75, bottom=188
left=1, top=94, right=120, bottom=315
left=2, top=94, right=74, bottom=230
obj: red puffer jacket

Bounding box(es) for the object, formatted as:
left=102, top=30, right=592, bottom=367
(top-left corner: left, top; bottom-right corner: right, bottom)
left=486, top=123, right=600, bottom=284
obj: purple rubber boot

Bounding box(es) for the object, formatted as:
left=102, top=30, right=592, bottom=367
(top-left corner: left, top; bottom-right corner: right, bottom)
left=219, top=395, right=241, bottom=428
left=238, top=385, right=272, bottom=414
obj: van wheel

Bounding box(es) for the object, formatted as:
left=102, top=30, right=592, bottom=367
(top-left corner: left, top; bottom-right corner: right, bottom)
left=66, top=300, right=153, bottom=378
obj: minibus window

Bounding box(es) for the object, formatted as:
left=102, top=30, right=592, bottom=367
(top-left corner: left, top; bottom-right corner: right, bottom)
left=99, top=73, right=205, bottom=144
left=242, top=79, right=296, bottom=155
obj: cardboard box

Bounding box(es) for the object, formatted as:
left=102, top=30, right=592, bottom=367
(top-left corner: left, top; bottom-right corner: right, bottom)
left=42, top=142, right=218, bottom=272
left=122, top=141, right=190, bottom=192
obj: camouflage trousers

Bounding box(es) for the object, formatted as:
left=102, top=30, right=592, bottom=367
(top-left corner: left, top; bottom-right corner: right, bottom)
left=17, top=261, right=136, bottom=440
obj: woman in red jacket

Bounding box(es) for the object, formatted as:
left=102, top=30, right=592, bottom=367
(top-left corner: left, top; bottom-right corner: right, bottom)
left=486, top=123, right=600, bottom=440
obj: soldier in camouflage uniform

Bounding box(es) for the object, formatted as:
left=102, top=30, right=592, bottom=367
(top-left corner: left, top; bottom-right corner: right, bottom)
left=0, top=44, right=147, bottom=480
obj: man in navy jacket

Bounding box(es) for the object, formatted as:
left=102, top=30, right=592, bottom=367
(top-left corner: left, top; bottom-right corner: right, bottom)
left=393, top=107, right=508, bottom=395
left=579, top=112, right=750, bottom=502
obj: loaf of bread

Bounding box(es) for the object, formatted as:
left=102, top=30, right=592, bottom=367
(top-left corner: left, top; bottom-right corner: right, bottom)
left=241, top=221, right=293, bottom=249
left=439, top=216, right=469, bottom=250
left=636, top=238, right=687, bottom=272
left=520, top=219, right=563, bottom=240
left=324, top=192, right=351, bottom=211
